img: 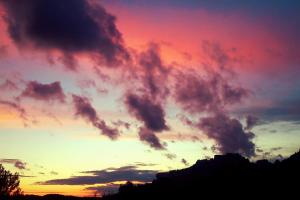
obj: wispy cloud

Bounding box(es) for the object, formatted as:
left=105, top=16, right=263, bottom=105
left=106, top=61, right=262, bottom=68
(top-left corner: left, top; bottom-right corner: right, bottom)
left=0, top=159, right=27, bottom=170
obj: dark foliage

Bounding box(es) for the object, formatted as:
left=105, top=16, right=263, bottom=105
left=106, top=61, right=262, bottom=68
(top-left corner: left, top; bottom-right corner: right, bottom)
left=0, top=164, right=22, bottom=197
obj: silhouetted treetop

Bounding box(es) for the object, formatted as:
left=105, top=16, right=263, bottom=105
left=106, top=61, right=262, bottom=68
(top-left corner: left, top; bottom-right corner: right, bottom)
left=0, top=164, right=22, bottom=197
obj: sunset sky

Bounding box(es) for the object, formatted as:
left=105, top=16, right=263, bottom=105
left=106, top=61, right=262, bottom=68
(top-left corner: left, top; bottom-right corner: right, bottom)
left=0, top=0, right=300, bottom=197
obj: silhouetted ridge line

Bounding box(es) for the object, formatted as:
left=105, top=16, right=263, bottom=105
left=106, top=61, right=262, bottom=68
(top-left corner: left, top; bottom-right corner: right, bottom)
left=103, top=150, right=300, bottom=200
left=3, top=150, right=300, bottom=199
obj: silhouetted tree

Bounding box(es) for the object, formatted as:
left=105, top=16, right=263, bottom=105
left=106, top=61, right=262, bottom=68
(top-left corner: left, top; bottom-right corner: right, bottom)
left=0, top=164, right=22, bottom=197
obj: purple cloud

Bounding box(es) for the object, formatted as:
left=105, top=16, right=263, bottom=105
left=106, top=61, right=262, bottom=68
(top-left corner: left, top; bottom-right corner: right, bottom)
left=72, top=94, right=119, bottom=140
left=198, top=113, right=255, bottom=157
left=125, top=93, right=168, bottom=132
left=21, top=81, right=65, bottom=102
left=1, top=0, right=129, bottom=69
left=245, top=115, right=259, bottom=130
left=175, top=71, right=248, bottom=114
left=138, top=127, right=166, bottom=150
left=138, top=43, right=170, bottom=98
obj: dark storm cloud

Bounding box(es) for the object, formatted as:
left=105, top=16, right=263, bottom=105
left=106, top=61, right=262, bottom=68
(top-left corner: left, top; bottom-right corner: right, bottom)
left=21, top=81, right=65, bottom=102
left=138, top=127, right=166, bottom=150
left=72, top=94, right=119, bottom=140
left=125, top=93, right=168, bottom=132
left=198, top=113, right=255, bottom=157
left=1, top=0, right=129, bottom=68
left=0, top=159, right=26, bottom=170
left=245, top=115, right=259, bottom=130
left=38, top=165, right=157, bottom=185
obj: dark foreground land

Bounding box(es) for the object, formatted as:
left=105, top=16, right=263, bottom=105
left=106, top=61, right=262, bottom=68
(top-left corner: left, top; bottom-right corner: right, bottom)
left=4, top=150, right=300, bottom=200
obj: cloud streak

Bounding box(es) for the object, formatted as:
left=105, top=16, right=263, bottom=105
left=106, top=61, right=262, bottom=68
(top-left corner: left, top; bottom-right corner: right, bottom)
left=72, top=94, right=119, bottom=140
left=0, top=159, right=27, bottom=170
left=0, top=99, right=28, bottom=122
left=138, top=127, right=166, bottom=150
left=38, top=165, right=157, bottom=185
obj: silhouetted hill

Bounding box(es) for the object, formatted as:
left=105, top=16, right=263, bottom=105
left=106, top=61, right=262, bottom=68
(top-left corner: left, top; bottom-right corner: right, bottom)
left=103, top=150, right=300, bottom=200
left=4, top=151, right=300, bottom=200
